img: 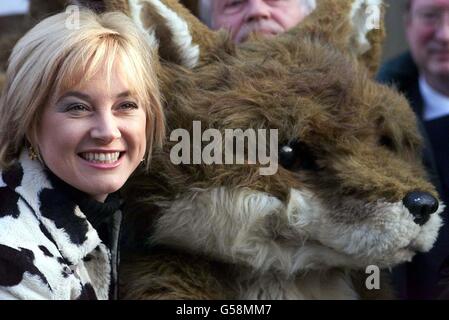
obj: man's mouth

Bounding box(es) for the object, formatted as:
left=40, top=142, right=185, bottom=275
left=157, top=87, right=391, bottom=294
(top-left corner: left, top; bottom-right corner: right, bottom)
left=254, top=29, right=278, bottom=35
left=429, top=48, right=449, bottom=58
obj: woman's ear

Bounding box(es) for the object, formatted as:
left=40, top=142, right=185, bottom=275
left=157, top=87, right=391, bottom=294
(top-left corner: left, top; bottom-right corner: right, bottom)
left=290, top=0, right=385, bottom=76
left=25, top=130, right=36, bottom=149
left=25, top=128, right=42, bottom=161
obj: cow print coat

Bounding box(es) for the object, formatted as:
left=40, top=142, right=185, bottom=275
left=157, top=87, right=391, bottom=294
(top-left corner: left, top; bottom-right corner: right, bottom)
left=0, top=150, right=121, bottom=299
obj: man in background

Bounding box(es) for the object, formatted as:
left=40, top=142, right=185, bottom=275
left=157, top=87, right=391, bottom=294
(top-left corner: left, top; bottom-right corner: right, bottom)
left=378, top=0, right=449, bottom=299
left=198, top=0, right=315, bottom=43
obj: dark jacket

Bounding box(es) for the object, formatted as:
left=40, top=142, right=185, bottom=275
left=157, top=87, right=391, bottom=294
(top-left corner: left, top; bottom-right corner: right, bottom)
left=378, top=51, right=449, bottom=300
left=0, top=150, right=122, bottom=299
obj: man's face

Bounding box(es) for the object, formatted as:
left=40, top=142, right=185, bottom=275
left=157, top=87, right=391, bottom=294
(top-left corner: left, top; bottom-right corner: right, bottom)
left=211, top=0, right=307, bottom=43
left=406, top=0, right=449, bottom=79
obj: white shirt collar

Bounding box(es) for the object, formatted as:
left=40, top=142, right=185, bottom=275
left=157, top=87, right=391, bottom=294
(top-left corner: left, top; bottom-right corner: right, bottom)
left=420, top=76, right=449, bottom=121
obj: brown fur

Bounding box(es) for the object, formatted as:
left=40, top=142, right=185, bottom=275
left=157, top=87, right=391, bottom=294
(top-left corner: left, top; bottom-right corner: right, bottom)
left=120, top=248, right=235, bottom=299
left=179, top=0, right=198, bottom=16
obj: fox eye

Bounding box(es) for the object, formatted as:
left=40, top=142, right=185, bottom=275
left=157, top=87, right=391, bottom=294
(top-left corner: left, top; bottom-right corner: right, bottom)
left=379, top=135, right=396, bottom=151
left=279, top=140, right=317, bottom=171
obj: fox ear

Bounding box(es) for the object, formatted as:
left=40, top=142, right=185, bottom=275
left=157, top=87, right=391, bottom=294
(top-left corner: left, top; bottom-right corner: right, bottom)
left=72, top=0, right=220, bottom=69
left=296, top=0, right=385, bottom=76
left=124, top=0, right=221, bottom=69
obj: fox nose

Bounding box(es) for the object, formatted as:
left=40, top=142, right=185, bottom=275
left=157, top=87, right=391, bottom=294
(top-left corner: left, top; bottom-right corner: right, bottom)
left=403, top=191, right=439, bottom=226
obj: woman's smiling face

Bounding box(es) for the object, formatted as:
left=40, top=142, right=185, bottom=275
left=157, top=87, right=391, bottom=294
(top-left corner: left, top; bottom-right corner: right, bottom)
left=36, top=62, right=147, bottom=202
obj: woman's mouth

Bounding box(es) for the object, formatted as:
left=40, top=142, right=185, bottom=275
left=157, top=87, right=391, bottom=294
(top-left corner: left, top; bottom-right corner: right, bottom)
left=78, top=151, right=123, bottom=164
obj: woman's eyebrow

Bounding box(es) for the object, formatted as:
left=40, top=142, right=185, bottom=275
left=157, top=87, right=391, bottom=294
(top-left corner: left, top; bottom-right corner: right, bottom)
left=57, top=91, right=91, bottom=103
left=117, top=91, right=132, bottom=98
left=57, top=90, right=132, bottom=103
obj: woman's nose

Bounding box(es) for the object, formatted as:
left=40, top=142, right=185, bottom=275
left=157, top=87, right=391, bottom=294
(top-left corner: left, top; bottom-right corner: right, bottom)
left=90, top=113, right=121, bottom=143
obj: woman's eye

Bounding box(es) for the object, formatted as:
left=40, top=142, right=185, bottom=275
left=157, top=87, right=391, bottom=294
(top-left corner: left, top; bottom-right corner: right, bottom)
left=66, top=103, right=89, bottom=112
left=118, top=102, right=139, bottom=110
left=379, top=135, right=396, bottom=151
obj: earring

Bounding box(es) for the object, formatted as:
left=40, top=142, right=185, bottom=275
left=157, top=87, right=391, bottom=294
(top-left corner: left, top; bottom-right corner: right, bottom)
left=28, top=146, right=38, bottom=161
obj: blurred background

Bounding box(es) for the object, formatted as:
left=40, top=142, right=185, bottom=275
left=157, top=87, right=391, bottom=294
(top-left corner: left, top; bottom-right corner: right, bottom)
left=383, top=0, right=408, bottom=62
left=0, top=0, right=410, bottom=64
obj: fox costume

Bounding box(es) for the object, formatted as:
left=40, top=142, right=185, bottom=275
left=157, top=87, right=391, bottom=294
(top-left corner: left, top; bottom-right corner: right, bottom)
left=104, top=0, right=442, bottom=299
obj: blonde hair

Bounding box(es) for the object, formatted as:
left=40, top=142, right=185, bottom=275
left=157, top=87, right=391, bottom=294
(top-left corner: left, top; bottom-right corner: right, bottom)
left=0, top=9, right=165, bottom=170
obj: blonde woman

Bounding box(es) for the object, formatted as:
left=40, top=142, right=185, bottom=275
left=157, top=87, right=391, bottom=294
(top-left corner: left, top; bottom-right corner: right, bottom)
left=0, top=9, right=164, bottom=299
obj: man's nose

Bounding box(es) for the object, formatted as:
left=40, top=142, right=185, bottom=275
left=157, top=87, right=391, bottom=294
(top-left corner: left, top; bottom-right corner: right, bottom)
left=245, top=0, right=271, bottom=22
left=91, top=113, right=121, bottom=143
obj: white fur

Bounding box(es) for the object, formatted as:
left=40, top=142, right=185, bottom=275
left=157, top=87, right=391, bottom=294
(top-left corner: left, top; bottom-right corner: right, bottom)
left=151, top=186, right=443, bottom=299
left=0, top=204, right=77, bottom=299
left=128, top=0, right=159, bottom=49
left=349, top=0, right=382, bottom=54
left=304, top=0, right=317, bottom=13
left=141, top=0, right=200, bottom=68
left=287, top=190, right=444, bottom=267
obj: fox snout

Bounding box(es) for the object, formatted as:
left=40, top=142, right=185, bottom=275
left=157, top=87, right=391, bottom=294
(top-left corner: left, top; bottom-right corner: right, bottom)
left=403, top=191, right=439, bottom=226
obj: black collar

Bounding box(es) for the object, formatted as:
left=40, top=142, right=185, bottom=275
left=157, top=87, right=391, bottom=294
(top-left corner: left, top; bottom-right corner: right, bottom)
left=45, top=169, right=122, bottom=229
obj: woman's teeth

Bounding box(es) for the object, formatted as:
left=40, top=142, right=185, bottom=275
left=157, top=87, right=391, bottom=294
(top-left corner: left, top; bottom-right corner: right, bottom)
left=80, top=152, right=120, bottom=163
